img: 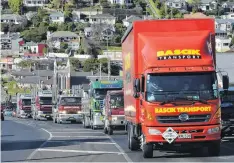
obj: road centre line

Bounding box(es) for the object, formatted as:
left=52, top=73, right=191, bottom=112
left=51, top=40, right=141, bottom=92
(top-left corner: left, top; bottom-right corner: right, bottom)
left=84, top=142, right=116, bottom=145
left=46, top=140, right=115, bottom=144
left=50, top=132, right=104, bottom=134
left=52, top=135, right=109, bottom=138
left=37, top=148, right=124, bottom=154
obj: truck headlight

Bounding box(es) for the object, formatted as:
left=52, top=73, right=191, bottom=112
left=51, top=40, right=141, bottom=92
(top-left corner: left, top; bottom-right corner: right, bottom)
left=61, top=111, right=66, bottom=114
left=77, top=111, right=81, bottom=114
left=207, top=127, right=220, bottom=134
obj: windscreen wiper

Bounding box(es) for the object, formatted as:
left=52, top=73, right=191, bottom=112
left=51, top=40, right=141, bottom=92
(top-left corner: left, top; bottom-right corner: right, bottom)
left=175, top=97, right=208, bottom=104
left=160, top=100, right=177, bottom=106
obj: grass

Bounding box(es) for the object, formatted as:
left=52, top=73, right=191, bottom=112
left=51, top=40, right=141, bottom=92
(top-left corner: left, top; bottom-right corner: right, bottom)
left=3, top=80, right=31, bottom=96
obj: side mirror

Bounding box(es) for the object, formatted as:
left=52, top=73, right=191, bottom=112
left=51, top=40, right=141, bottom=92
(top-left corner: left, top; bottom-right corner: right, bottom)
left=222, top=75, right=229, bottom=90
left=133, top=78, right=140, bottom=98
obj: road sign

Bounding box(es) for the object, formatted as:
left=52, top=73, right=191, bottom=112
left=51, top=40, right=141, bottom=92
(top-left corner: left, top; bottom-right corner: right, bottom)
left=162, top=127, right=178, bottom=144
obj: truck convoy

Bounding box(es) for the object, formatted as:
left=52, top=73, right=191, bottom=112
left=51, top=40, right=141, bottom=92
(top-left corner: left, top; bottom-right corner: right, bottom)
left=53, top=94, right=83, bottom=124
left=82, top=80, right=123, bottom=129
left=103, top=90, right=125, bottom=135
left=31, top=89, right=53, bottom=120
left=16, top=93, right=32, bottom=118
left=121, top=19, right=229, bottom=158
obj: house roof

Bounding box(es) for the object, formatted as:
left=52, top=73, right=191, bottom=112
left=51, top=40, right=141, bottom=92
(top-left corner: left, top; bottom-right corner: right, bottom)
left=215, top=28, right=227, bottom=33
left=1, top=14, right=25, bottom=20
left=184, top=12, right=211, bottom=18
left=122, top=15, right=141, bottom=23
left=49, top=12, right=64, bottom=17
left=166, top=0, right=185, bottom=3
left=70, top=71, right=93, bottom=76
left=24, top=41, right=38, bottom=46
left=200, top=0, right=214, bottom=4
left=50, top=31, right=78, bottom=38
left=90, top=14, right=115, bottom=19
left=222, top=2, right=234, bottom=7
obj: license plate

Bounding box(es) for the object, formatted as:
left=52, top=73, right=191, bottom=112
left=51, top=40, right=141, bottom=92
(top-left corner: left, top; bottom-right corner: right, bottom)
left=178, top=134, right=192, bottom=139
left=46, top=116, right=50, bottom=118
left=69, top=117, right=75, bottom=119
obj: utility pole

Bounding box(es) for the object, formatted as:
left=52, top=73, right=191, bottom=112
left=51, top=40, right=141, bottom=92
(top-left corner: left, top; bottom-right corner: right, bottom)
left=108, top=58, right=110, bottom=80
left=99, top=62, right=102, bottom=80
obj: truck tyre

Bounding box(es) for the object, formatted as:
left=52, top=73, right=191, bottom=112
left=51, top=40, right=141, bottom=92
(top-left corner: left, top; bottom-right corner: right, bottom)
left=208, top=141, right=220, bottom=156
left=129, top=124, right=140, bottom=150
left=143, top=143, right=153, bottom=158
left=104, top=127, right=108, bottom=134
left=108, top=127, right=113, bottom=135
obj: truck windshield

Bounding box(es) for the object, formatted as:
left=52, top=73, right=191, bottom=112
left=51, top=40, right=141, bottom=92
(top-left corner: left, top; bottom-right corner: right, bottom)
left=22, top=99, right=31, bottom=105
left=60, top=97, right=81, bottom=105
left=110, top=94, right=124, bottom=108
left=40, top=97, right=52, bottom=105
left=146, top=72, right=218, bottom=102
left=94, top=88, right=122, bottom=96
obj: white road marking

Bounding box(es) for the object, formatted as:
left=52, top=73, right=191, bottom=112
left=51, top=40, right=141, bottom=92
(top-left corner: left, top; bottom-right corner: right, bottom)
left=37, top=148, right=124, bottom=154
left=106, top=135, right=133, bottom=163
left=26, top=128, right=52, bottom=161
left=48, top=129, right=91, bottom=131
left=84, top=142, right=116, bottom=145
left=52, top=135, right=109, bottom=138
left=50, top=132, right=104, bottom=134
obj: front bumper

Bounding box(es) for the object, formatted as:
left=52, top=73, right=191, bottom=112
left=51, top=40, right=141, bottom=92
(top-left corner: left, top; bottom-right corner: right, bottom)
left=58, top=114, right=83, bottom=122
left=143, top=124, right=221, bottom=144
left=108, top=115, right=125, bottom=129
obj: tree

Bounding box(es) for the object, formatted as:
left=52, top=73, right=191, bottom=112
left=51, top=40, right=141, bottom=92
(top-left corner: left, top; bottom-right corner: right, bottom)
left=83, top=58, right=99, bottom=72
left=51, top=0, right=61, bottom=9
left=60, top=42, right=68, bottom=50
left=18, top=60, right=35, bottom=68
left=8, top=0, right=22, bottom=14
left=187, top=0, right=201, bottom=11
left=21, top=27, right=47, bottom=42
left=100, top=0, right=111, bottom=7
left=70, top=58, right=82, bottom=69
left=8, top=24, right=23, bottom=32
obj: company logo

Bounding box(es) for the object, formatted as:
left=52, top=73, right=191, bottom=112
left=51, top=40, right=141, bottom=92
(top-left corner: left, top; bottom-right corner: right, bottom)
left=178, top=113, right=189, bottom=122
left=124, top=53, right=131, bottom=71
left=155, top=106, right=211, bottom=113
left=156, top=49, right=201, bottom=60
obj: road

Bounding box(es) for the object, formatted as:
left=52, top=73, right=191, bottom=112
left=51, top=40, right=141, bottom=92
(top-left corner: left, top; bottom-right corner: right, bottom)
left=2, top=117, right=234, bottom=162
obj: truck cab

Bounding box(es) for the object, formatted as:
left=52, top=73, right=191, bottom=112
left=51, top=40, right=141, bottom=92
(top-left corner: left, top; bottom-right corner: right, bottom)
left=32, top=90, right=53, bottom=120
left=103, top=90, right=125, bottom=135
left=53, top=95, right=82, bottom=124
left=17, top=94, right=32, bottom=118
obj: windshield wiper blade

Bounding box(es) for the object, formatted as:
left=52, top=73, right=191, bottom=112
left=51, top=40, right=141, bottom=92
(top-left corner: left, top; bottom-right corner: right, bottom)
left=175, top=97, right=208, bottom=104
left=160, top=100, right=176, bottom=106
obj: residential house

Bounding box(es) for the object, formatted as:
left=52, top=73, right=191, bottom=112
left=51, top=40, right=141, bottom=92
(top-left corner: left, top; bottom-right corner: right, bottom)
left=72, top=8, right=102, bottom=22
left=23, top=0, right=48, bottom=7
left=0, top=57, right=14, bottom=70
left=215, top=19, right=234, bottom=33
left=84, top=24, right=115, bottom=41
left=108, top=0, right=132, bottom=6
left=19, top=41, right=47, bottom=57
left=25, top=12, right=37, bottom=21
left=47, top=31, right=80, bottom=50
left=1, top=14, right=27, bottom=25
left=165, top=0, right=187, bottom=10
left=89, top=14, right=116, bottom=26
left=49, top=12, right=65, bottom=24
left=222, top=2, right=234, bottom=12
left=215, top=29, right=228, bottom=38
left=0, top=33, right=23, bottom=56
left=216, top=37, right=232, bottom=52
left=199, top=0, right=217, bottom=11
left=122, top=15, right=141, bottom=27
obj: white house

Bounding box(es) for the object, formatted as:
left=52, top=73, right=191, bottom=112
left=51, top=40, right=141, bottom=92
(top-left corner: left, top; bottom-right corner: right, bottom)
left=165, top=0, right=187, bottom=10
left=216, top=37, right=232, bottom=52
left=1, top=14, right=27, bottom=25
left=23, top=0, right=48, bottom=7
left=49, top=12, right=65, bottom=24
left=89, top=14, right=116, bottom=26
left=108, top=0, right=132, bottom=5
left=122, top=15, right=141, bottom=27
left=215, top=19, right=234, bottom=32
left=199, top=0, right=217, bottom=11
left=227, top=13, right=234, bottom=19
left=72, top=8, right=102, bottom=22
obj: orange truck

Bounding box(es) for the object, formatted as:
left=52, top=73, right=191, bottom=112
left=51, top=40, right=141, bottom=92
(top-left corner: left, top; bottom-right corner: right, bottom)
left=121, top=19, right=230, bottom=158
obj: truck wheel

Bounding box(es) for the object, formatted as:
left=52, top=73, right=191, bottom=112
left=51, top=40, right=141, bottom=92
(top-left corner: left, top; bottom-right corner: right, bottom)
left=104, top=127, right=108, bottom=134
left=143, top=143, right=153, bottom=158
left=108, top=127, right=113, bottom=135
left=129, top=124, right=140, bottom=150
left=208, top=141, right=220, bottom=156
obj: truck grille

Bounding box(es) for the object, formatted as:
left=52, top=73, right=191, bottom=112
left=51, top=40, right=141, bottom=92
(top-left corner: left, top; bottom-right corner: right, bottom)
left=157, top=114, right=211, bottom=123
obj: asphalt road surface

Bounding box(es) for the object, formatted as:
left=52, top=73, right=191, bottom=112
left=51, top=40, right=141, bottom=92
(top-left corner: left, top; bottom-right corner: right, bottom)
left=2, top=117, right=234, bottom=162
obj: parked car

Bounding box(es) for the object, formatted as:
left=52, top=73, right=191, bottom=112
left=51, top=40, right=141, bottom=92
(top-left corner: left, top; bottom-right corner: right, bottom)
left=4, top=108, right=13, bottom=116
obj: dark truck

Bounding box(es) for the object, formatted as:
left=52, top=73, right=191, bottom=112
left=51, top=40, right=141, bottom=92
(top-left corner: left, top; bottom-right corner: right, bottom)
left=220, top=87, right=234, bottom=138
